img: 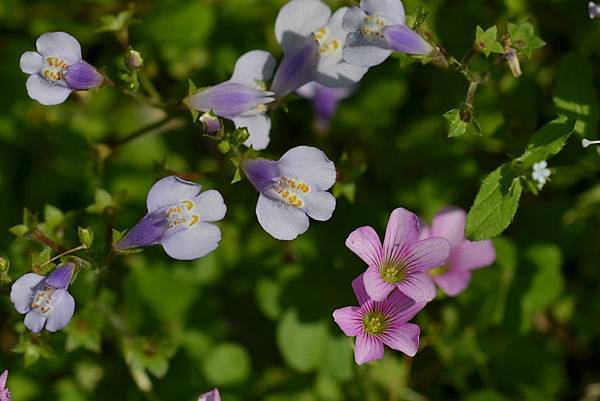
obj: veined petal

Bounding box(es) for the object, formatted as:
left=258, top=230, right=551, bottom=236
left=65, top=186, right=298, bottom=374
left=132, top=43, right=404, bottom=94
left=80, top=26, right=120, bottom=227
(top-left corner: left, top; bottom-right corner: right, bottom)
left=346, top=226, right=383, bottom=267
left=20, top=51, right=43, bottom=74
left=430, top=208, right=466, bottom=249
left=24, top=310, right=47, bottom=333
left=303, top=190, right=336, bottom=221
left=146, top=176, right=201, bottom=213
left=0, top=370, right=7, bottom=390
left=354, top=333, right=384, bottom=364
left=46, top=263, right=75, bottom=289
left=256, top=194, right=309, bottom=240
left=383, top=290, right=425, bottom=323
left=26, top=75, right=72, bottom=105
left=230, top=50, right=277, bottom=87
left=432, top=269, right=471, bottom=297
left=380, top=322, right=419, bottom=357
left=364, top=265, right=395, bottom=301
left=64, top=61, right=104, bottom=90
left=270, top=36, right=320, bottom=98
left=186, top=82, right=273, bottom=119
left=45, top=290, right=75, bottom=332
left=161, top=222, right=222, bottom=260
left=403, top=237, right=450, bottom=272
left=10, top=273, right=44, bottom=314
left=278, top=146, right=336, bottom=190
left=332, top=306, right=363, bottom=336
left=383, top=208, right=420, bottom=263
left=344, top=32, right=392, bottom=67
left=241, top=158, right=279, bottom=194
left=342, top=7, right=367, bottom=32
left=116, top=212, right=168, bottom=250
left=275, top=0, right=332, bottom=54
left=232, top=113, right=272, bottom=150
left=194, top=190, right=227, bottom=222
left=450, top=240, right=495, bottom=271
left=360, top=0, right=405, bottom=24
left=36, top=32, right=82, bottom=62
left=351, top=274, right=371, bottom=306
left=383, top=24, right=433, bottom=55
left=396, top=272, right=436, bottom=302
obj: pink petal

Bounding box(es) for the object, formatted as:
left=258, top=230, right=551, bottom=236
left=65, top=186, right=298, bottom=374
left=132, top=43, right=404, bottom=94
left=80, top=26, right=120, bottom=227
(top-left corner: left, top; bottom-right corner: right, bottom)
left=0, top=370, right=7, bottom=389
left=354, top=333, right=384, bottom=365
left=396, top=272, right=436, bottom=302
left=450, top=240, right=496, bottom=271
left=346, top=226, right=383, bottom=267
left=432, top=269, right=471, bottom=297
left=418, top=222, right=430, bottom=240
left=351, top=274, right=371, bottom=305
left=383, top=290, right=426, bottom=323
left=333, top=306, right=363, bottom=336
left=380, top=322, right=420, bottom=357
left=382, top=208, right=420, bottom=262
left=431, top=208, right=466, bottom=249
left=363, top=266, right=395, bottom=302
left=403, top=237, right=450, bottom=272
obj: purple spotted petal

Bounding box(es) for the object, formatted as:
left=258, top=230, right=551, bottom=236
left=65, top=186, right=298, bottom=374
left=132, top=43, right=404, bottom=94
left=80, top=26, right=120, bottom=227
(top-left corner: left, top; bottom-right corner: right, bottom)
left=116, top=212, right=168, bottom=250
left=45, top=263, right=75, bottom=289
left=379, top=322, right=419, bottom=357
left=10, top=273, right=44, bottom=314
left=403, top=237, right=450, bottom=272
left=278, top=146, right=336, bottom=190
left=354, top=332, right=384, bottom=364
left=382, top=208, right=420, bottom=263
left=383, top=24, right=433, bottom=55
left=430, top=208, right=466, bottom=249
left=332, top=306, right=363, bottom=336
left=45, top=290, right=75, bottom=332
left=270, top=36, right=320, bottom=98
left=65, top=61, right=104, bottom=90
left=186, top=82, right=274, bottom=119
left=432, top=269, right=471, bottom=297
left=160, top=222, right=222, bottom=260
left=26, top=75, right=72, bottom=106
left=364, top=265, right=395, bottom=301
left=360, top=0, right=406, bottom=24
left=346, top=226, right=383, bottom=267
left=396, top=272, right=436, bottom=302
left=241, top=159, right=278, bottom=194
left=450, top=240, right=496, bottom=271
left=36, top=32, right=82, bottom=62
left=198, top=388, right=221, bottom=401
left=147, top=176, right=201, bottom=213
left=255, top=194, right=310, bottom=240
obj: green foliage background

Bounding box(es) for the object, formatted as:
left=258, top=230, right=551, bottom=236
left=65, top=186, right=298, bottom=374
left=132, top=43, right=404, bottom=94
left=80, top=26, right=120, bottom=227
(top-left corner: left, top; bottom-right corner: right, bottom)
left=1, top=0, right=600, bottom=400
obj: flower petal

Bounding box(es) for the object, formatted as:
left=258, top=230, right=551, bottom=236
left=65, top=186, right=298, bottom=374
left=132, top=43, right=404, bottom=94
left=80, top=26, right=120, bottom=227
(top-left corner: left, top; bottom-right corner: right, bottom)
left=403, top=237, right=450, bottom=272
left=383, top=24, right=432, bottom=55
left=351, top=274, right=371, bottom=306
left=432, top=269, right=471, bottom=297
left=198, top=389, right=221, bottom=401
left=332, top=306, right=363, bottom=336
left=270, top=36, right=320, bottom=98
left=241, top=158, right=278, bottom=193
left=161, top=222, right=222, bottom=260
left=26, top=75, right=72, bottom=105
left=0, top=370, right=7, bottom=390
left=146, top=176, right=201, bottom=213
left=36, top=32, right=82, bottom=62
left=396, top=272, right=436, bottom=302
left=303, top=190, right=336, bottom=221
left=364, top=265, right=395, bottom=301
left=450, top=240, right=496, bottom=271
left=10, top=273, right=44, bottom=314
left=278, top=146, right=337, bottom=190
left=187, top=82, right=273, bottom=118
left=342, top=7, right=367, bottom=32
left=256, top=194, right=310, bottom=240
left=430, top=208, right=466, bottom=249
left=360, top=0, right=405, bottom=24
left=275, top=0, right=332, bottom=54
left=116, top=212, right=167, bottom=250
left=383, top=290, right=426, bottom=323
left=354, top=333, right=384, bottom=364
left=345, top=226, right=383, bottom=267
left=382, top=208, right=420, bottom=263
left=230, top=50, right=277, bottom=87
left=232, top=113, right=272, bottom=150
left=194, top=190, right=227, bottom=222
left=317, top=61, right=368, bottom=88
left=46, top=263, right=75, bottom=289
left=380, top=322, right=420, bottom=357
left=64, top=61, right=104, bottom=90
left=20, top=51, right=43, bottom=74
left=45, top=290, right=75, bottom=332
left=24, top=310, right=47, bottom=333
left=343, top=32, right=392, bottom=67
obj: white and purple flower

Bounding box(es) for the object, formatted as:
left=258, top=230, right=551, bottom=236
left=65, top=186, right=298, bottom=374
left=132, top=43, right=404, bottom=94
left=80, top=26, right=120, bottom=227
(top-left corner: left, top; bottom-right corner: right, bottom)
left=0, top=370, right=11, bottom=401
left=590, top=2, right=600, bottom=19
left=342, top=0, right=433, bottom=67
left=333, top=274, right=425, bottom=364
left=20, top=32, right=104, bottom=105
left=420, top=208, right=495, bottom=297
left=185, top=51, right=277, bottom=150
left=272, top=0, right=369, bottom=95
left=115, top=176, right=226, bottom=260
left=346, top=208, right=450, bottom=303
left=10, top=263, right=76, bottom=333
left=241, top=146, right=337, bottom=241
left=296, top=82, right=354, bottom=131
left=198, top=389, right=220, bottom=401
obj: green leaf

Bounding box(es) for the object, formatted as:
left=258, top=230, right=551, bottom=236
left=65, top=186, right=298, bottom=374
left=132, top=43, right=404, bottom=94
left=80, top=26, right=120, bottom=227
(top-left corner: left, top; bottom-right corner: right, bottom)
left=202, top=343, right=251, bottom=385
left=9, top=224, right=29, bottom=237
left=512, top=116, right=575, bottom=171
left=187, top=79, right=200, bottom=122
left=553, top=53, right=599, bottom=137
left=444, top=108, right=482, bottom=137
left=78, top=226, right=94, bottom=249
left=86, top=189, right=118, bottom=214
left=43, top=204, right=64, bottom=233
left=466, top=164, right=523, bottom=240
left=475, top=26, right=504, bottom=57
left=507, top=22, right=546, bottom=58
left=97, top=9, right=135, bottom=33
left=23, top=208, right=38, bottom=231
left=31, top=248, right=55, bottom=274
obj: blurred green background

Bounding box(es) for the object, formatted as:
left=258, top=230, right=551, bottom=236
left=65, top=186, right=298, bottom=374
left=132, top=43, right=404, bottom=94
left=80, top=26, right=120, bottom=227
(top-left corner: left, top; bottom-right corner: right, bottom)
left=1, top=0, right=600, bottom=400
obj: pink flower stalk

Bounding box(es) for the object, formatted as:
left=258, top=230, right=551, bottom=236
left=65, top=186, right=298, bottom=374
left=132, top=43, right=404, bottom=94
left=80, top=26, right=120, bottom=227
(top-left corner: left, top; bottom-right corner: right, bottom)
left=420, top=208, right=496, bottom=296
left=333, top=275, right=426, bottom=364
left=346, top=207, right=450, bottom=303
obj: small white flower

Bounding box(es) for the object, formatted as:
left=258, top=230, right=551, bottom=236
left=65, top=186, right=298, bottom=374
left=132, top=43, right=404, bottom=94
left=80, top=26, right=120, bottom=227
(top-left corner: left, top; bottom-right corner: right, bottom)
left=532, top=161, right=551, bottom=190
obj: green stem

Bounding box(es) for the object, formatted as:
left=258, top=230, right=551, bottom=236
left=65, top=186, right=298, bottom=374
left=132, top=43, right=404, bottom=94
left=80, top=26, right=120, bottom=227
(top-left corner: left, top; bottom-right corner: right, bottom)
left=40, top=244, right=88, bottom=269
left=31, top=230, right=62, bottom=252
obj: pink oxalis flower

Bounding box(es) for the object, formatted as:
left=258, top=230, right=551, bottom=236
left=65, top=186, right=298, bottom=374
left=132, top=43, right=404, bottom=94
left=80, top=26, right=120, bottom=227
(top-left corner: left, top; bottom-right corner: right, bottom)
left=333, top=274, right=426, bottom=364
left=0, top=370, right=11, bottom=401
left=420, top=208, right=496, bottom=296
left=346, top=207, right=450, bottom=303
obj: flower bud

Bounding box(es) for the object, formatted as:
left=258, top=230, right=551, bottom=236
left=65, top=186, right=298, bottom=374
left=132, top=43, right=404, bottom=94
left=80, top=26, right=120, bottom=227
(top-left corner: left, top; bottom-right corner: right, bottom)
left=0, top=256, right=9, bottom=273
left=199, top=112, right=222, bottom=135
left=505, top=48, right=522, bottom=78
left=126, top=49, right=144, bottom=70
left=78, top=226, right=95, bottom=249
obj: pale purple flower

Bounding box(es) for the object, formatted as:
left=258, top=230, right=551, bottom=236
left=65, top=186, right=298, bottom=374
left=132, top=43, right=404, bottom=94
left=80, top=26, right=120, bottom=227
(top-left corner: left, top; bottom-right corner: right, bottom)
left=342, top=0, right=433, bottom=67
left=346, top=208, right=450, bottom=303
left=0, top=370, right=11, bottom=401
left=590, top=2, right=600, bottom=18
left=420, top=208, right=495, bottom=297
left=241, top=146, right=336, bottom=240
left=115, top=176, right=226, bottom=260
left=185, top=51, right=277, bottom=150
left=10, top=263, right=76, bottom=333
left=20, top=32, right=104, bottom=105
left=333, top=274, right=425, bottom=364
left=273, top=0, right=369, bottom=93
left=198, top=389, right=220, bottom=401
left=296, top=82, right=354, bottom=130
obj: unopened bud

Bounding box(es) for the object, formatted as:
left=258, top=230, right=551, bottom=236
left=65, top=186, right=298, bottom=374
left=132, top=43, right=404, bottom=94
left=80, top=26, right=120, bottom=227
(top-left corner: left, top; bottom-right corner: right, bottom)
left=0, top=256, right=9, bottom=273
left=590, top=2, right=600, bottom=19
left=505, top=48, right=522, bottom=78
left=126, top=49, right=144, bottom=70
left=199, top=112, right=222, bottom=135
left=78, top=226, right=95, bottom=249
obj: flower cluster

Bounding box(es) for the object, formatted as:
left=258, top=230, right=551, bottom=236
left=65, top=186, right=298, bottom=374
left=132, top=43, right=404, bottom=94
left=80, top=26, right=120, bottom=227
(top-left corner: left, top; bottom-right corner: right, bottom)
left=532, top=161, right=551, bottom=190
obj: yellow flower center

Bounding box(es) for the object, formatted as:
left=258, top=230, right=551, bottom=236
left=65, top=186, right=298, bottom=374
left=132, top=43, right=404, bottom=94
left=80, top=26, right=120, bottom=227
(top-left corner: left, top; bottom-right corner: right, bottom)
left=273, top=176, right=311, bottom=208
left=165, top=200, right=200, bottom=229
left=363, top=311, right=387, bottom=335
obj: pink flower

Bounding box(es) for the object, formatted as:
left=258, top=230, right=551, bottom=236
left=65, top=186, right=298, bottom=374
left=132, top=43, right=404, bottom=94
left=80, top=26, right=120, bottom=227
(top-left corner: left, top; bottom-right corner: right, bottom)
left=420, top=208, right=496, bottom=296
left=333, top=275, right=426, bottom=364
left=346, top=207, right=450, bottom=303
left=0, top=370, right=11, bottom=401
left=198, top=389, right=220, bottom=401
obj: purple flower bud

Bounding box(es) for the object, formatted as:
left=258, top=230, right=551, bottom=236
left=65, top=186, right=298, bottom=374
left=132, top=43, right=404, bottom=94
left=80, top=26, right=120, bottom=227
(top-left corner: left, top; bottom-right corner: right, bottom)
left=270, top=36, right=320, bottom=98
left=65, top=61, right=104, bottom=90
left=199, top=112, right=222, bottom=135
left=383, top=24, right=433, bottom=55
left=186, top=82, right=274, bottom=119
